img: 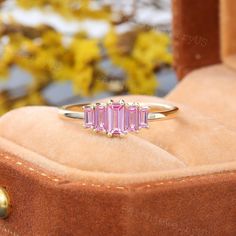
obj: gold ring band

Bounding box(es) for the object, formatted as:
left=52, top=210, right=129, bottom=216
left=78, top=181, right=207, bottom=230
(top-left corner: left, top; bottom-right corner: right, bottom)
left=58, top=100, right=179, bottom=137
left=59, top=101, right=179, bottom=121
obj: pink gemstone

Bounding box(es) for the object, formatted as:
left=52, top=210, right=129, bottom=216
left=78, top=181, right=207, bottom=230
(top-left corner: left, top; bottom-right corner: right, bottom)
left=95, top=104, right=107, bottom=131
left=139, top=106, right=149, bottom=128
left=126, top=105, right=139, bottom=131
left=107, top=102, right=125, bottom=135
left=84, top=105, right=95, bottom=128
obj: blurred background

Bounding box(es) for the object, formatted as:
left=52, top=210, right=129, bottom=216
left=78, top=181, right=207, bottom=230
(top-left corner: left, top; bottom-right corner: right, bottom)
left=0, top=0, right=177, bottom=114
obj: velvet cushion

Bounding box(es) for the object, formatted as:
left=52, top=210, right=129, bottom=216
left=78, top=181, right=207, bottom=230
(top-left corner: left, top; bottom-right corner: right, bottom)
left=168, top=64, right=236, bottom=130
left=0, top=64, right=236, bottom=185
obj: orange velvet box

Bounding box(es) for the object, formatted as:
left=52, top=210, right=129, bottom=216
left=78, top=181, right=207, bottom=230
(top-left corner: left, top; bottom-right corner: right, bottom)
left=0, top=1, right=236, bottom=235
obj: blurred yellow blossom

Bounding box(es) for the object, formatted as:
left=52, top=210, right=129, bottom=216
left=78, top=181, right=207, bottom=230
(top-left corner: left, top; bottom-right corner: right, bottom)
left=71, top=38, right=101, bottom=69
left=16, top=0, right=111, bottom=20
left=104, top=29, right=172, bottom=95
left=0, top=1, right=173, bottom=112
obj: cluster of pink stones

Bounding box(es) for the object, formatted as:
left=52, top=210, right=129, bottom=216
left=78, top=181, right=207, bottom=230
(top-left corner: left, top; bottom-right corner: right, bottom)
left=83, top=100, right=149, bottom=136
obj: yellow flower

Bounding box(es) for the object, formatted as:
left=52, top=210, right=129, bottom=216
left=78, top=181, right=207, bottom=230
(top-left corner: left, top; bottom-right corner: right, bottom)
left=71, top=38, right=100, bottom=68
left=0, top=106, right=8, bottom=115
left=1, top=44, right=17, bottom=65
left=27, top=92, right=44, bottom=105
left=126, top=65, right=157, bottom=95
left=52, top=64, right=74, bottom=81
left=104, top=29, right=172, bottom=95
left=104, top=28, right=119, bottom=56
left=73, top=67, right=94, bottom=96
left=16, top=0, right=111, bottom=20
left=11, top=98, right=28, bottom=109
left=42, top=30, right=62, bottom=47
left=133, top=30, right=173, bottom=69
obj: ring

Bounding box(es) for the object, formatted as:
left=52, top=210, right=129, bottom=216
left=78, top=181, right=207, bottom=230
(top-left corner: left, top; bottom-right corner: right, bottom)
left=59, top=99, right=179, bottom=137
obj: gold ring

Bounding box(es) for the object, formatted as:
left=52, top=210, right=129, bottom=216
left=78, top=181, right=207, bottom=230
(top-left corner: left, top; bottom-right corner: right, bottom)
left=58, top=99, right=179, bottom=137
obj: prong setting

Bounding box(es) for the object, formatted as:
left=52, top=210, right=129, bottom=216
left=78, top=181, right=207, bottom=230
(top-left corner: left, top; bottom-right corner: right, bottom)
left=108, top=99, right=114, bottom=105
left=83, top=100, right=149, bottom=137
left=119, top=99, right=125, bottom=105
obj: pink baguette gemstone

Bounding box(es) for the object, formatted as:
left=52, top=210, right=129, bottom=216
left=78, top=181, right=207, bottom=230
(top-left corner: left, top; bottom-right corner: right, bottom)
left=139, top=107, right=149, bottom=128
left=126, top=105, right=139, bottom=131
left=95, top=104, right=107, bottom=131
left=84, top=105, right=95, bottom=128
left=107, top=102, right=125, bottom=135
left=83, top=101, right=150, bottom=135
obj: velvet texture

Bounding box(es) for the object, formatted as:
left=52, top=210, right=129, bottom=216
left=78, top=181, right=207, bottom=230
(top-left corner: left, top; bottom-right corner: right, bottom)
left=1, top=94, right=236, bottom=186
left=220, top=0, right=236, bottom=70
left=1, top=153, right=236, bottom=236
left=172, top=0, right=221, bottom=78
left=0, top=88, right=236, bottom=235
left=1, top=0, right=236, bottom=235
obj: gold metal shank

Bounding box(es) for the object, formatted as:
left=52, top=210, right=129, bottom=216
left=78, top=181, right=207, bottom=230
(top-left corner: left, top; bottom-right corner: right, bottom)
left=59, top=101, right=179, bottom=121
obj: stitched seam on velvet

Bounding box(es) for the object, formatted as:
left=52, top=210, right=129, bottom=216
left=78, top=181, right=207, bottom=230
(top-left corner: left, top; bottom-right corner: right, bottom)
left=0, top=225, right=19, bottom=236
left=1, top=151, right=236, bottom=191
left=4, top=133, right=236, bottom=185
left=0, top=151, right=127, bottom=190
left=0, top=152, right=60, bottom=183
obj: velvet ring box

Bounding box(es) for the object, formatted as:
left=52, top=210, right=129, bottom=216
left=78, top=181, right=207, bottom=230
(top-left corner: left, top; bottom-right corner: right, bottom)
left=1, top=0, right=236, bottom=235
